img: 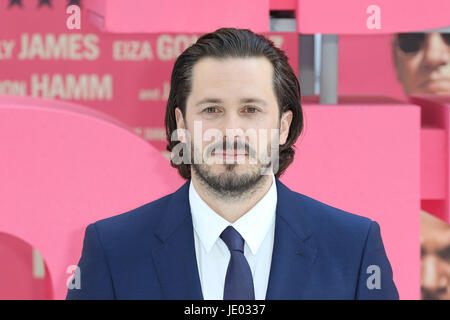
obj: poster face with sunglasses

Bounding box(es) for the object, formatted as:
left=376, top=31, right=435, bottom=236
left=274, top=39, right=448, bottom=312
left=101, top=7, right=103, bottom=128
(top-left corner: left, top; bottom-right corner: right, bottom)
left=393, top=32, right=450, bottom=95
left=334, top=31, right=450, bottom=299
left=393, top=31, right=450, bottom=300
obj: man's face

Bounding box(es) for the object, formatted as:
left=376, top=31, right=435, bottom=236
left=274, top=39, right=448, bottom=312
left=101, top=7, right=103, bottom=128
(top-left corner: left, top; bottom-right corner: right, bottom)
left=421, top=211, right=450, bottom=299
left=393, top=32, right=450, bottom=95
left=175, top=56, right=292, bottom=196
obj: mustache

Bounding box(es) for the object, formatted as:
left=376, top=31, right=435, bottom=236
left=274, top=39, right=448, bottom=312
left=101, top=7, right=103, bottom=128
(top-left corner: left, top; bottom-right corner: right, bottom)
left=421, top=287, right=448, bottom=300
left=205, top=140, right=251, bottom=154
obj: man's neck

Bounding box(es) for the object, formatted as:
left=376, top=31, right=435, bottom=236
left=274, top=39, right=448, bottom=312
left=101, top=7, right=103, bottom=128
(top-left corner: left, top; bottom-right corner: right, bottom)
left=191, top=171, right=273, bottom=223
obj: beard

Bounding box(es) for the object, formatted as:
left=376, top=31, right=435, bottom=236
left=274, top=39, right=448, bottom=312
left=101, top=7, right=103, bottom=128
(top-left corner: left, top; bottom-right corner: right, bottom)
left=190, top=139, right=274, bottom=199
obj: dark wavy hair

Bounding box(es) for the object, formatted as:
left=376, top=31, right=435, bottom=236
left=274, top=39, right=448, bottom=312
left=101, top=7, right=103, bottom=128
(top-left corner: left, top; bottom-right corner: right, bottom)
left=164, top=27, right=303, bottom=180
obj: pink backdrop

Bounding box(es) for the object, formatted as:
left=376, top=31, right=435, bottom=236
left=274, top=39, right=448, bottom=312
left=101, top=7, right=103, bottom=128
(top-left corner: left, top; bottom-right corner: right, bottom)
left=296, top=0, right=450, bottom=34
left=0, top=94, right=420, bottom=299
left=0, top=0, right=425, bottom=299
left=0, top=95, right=184, bottom=299
left=0, top=0, right=299, bottom=153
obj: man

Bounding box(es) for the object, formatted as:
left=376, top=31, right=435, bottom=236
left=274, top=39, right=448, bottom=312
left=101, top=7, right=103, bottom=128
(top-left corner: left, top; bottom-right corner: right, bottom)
left=67, top=28, right=398, bottom=300
left=393, top=32, right=450, bottom=95
left=421, top=210, right=450, bottom=300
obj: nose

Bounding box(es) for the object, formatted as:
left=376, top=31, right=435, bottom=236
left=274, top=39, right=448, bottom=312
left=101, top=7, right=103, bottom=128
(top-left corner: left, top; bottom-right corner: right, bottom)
left=220, top=112, right=247, bottom=144
left=422, top=255, right=446, bottom=291
left=422, top=33, right=450, bottom=69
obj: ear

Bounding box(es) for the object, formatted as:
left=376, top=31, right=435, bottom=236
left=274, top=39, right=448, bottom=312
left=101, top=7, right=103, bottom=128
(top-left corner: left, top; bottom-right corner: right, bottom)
left=175, top=107, right=187, bottom=143
left=279, top=109, right=293, bottom=146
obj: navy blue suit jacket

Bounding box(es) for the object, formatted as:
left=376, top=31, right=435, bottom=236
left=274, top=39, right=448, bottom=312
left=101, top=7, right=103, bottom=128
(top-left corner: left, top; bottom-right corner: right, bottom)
left=66, top=178, right=399, bottom=300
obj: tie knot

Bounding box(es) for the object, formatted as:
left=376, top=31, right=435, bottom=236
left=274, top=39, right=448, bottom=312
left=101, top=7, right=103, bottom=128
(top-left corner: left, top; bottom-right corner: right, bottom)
left=220, top=226, right=245, bottom=253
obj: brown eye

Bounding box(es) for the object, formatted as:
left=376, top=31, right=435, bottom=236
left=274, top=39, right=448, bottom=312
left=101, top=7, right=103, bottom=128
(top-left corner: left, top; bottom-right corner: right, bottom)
left=244, top=106, right=258, bottom=113
left=204, top=107, right=219, bottom=114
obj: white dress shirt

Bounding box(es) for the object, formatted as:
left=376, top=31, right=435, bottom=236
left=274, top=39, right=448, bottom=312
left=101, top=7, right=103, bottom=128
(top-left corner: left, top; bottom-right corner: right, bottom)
left=189, top=172, right=277, bottom=300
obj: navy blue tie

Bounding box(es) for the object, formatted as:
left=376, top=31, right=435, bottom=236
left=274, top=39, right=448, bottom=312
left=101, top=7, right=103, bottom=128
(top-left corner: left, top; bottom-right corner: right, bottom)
left=220, top=226, right=255, bottom=300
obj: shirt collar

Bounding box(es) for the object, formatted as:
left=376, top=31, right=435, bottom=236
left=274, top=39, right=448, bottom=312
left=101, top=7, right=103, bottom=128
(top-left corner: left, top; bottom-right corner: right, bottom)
left=189, top=172, right=277, bottom=255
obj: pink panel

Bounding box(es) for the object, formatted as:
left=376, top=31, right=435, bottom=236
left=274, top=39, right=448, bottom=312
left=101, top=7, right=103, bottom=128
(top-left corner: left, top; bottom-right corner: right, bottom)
left=338, top=34, right=407, bottom=101
left=0, top=95, right=184, bottom=299
left=409, top=94, right=450, bottom=223
left=280, top=95, right=421, bottom=299
left=85, top=0, right=270, bottom=33
left=270, top=0, right=297, bottom=10
left=0, top=232, right=51, bottom=299
left=297, top=0, right=450, bottom=34
left=421, top=127, right=446, bottom=200
left=422, top=200, right=447, bottom=222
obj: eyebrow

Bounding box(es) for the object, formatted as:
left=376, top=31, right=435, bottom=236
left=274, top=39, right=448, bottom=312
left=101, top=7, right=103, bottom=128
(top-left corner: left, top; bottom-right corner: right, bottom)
left=195, top=97, right=268, bottom=107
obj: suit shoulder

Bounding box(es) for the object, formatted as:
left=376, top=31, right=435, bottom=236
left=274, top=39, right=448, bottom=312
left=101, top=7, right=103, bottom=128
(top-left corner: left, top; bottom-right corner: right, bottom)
left=90, top=190, right=174, bottom=235
left=293, top=191, right=373, bottom=239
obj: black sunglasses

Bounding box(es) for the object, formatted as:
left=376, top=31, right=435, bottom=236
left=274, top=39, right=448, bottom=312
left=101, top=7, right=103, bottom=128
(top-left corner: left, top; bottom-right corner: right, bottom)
left=397, top=33, right=450, bottom=54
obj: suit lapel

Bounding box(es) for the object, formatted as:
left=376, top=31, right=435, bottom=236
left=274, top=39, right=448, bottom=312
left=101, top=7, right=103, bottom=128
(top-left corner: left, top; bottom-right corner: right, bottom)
left=265, top=178, right=317, bottom=299
left=150, top=177, right=317, bottom=300
left=151, top=179, right=204, bottom=299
